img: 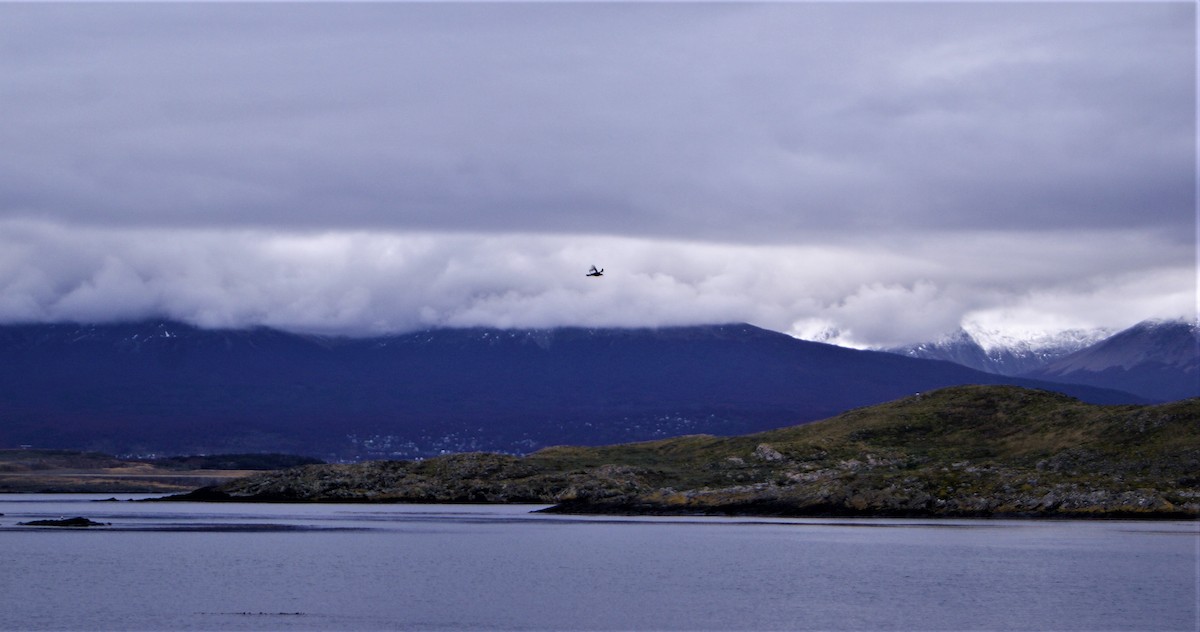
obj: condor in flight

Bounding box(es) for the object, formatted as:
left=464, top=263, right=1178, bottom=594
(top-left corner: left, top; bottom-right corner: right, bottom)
left=586, top=265, right=604, bottom=277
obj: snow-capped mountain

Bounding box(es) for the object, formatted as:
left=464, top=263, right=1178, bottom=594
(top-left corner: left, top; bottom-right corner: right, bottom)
left=1022, top=319, right=1199, bottom=402
left=884, top=326, right=1111, bottom=376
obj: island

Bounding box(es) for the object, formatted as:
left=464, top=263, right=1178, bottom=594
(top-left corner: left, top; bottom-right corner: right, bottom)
left=164, top=385, right=1199, bottom=519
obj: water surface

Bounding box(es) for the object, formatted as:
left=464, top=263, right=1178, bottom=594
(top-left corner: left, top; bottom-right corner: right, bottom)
left=1, top=494, right=1195, bottom=631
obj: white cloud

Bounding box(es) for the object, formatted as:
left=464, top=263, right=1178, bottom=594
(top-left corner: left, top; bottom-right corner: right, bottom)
left=0, top=220, right=1191, bottom=346
left=963, top=266, right=1198, bottom=339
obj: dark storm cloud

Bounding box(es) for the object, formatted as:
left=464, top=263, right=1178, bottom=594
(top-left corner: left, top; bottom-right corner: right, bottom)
left=1, top=2, right=1192, bottom=240
left=0, top=2, right=1194, bottom=344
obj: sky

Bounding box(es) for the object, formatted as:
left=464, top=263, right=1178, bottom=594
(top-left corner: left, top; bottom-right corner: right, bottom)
left=0, top=2, right=1195, bottom=348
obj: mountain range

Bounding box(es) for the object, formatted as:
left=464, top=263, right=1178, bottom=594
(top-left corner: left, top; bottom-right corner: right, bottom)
left=885, top=319, right=1198, bottom=402
left=1022, top=320, right=1199, bottom=403
left=0, top=320, right=1148, bottom=460
left=885, top=327, right=1109, bottom=375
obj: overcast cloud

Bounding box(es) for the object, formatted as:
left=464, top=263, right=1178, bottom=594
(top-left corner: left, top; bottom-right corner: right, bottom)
left=0, top=2, right=1194, bottom=346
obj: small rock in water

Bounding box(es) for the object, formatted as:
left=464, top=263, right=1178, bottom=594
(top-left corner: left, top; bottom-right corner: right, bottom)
left=19, top=516, right=110, bottom=527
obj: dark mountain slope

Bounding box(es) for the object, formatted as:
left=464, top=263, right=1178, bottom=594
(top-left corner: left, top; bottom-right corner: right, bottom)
left=0, top=321, right=1142, bottom=459
left=886, top=329, right=997, bottom=373
left=1023, top=320, right=1199, bottom=402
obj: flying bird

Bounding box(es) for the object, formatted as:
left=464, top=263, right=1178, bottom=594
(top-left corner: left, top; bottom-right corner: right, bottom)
left=586, top=265, right=604, bottom=277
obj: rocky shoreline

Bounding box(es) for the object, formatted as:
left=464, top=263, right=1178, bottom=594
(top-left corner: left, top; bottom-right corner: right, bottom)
left=168, top=451, right=1197, bottom=519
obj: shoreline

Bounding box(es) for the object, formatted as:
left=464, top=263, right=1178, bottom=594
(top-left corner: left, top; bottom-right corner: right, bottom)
left=152, top=486, right=1199, bottom=520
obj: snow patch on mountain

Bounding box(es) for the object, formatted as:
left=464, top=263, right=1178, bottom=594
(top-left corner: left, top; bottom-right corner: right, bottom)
left=964, top=324, right=1111, bottom=355
left=882, top=325, right=1112, bottom=376
left=787, top=318, right=871, bottom=350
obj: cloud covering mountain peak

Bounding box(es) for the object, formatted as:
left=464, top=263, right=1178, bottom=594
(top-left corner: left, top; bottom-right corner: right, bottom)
left=0, top=3, right=1193, bottom=347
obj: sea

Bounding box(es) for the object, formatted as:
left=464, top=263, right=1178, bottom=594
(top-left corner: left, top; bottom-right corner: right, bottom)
left=0, top=494, right=1196, bottom=631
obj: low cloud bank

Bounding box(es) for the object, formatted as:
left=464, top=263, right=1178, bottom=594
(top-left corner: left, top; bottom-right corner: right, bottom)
left=0, top=220, right=1190, bottom=347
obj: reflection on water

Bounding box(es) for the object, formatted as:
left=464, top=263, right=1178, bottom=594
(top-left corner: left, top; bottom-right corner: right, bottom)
left=1, top=494, right=1196, bottom=631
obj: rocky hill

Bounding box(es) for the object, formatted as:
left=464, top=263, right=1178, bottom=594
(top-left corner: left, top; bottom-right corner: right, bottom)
left=170, top=386, right=1200, bottom=519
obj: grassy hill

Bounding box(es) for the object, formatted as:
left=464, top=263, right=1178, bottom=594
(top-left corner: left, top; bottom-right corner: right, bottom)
left=176, top=386, right=1200, bottom=518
